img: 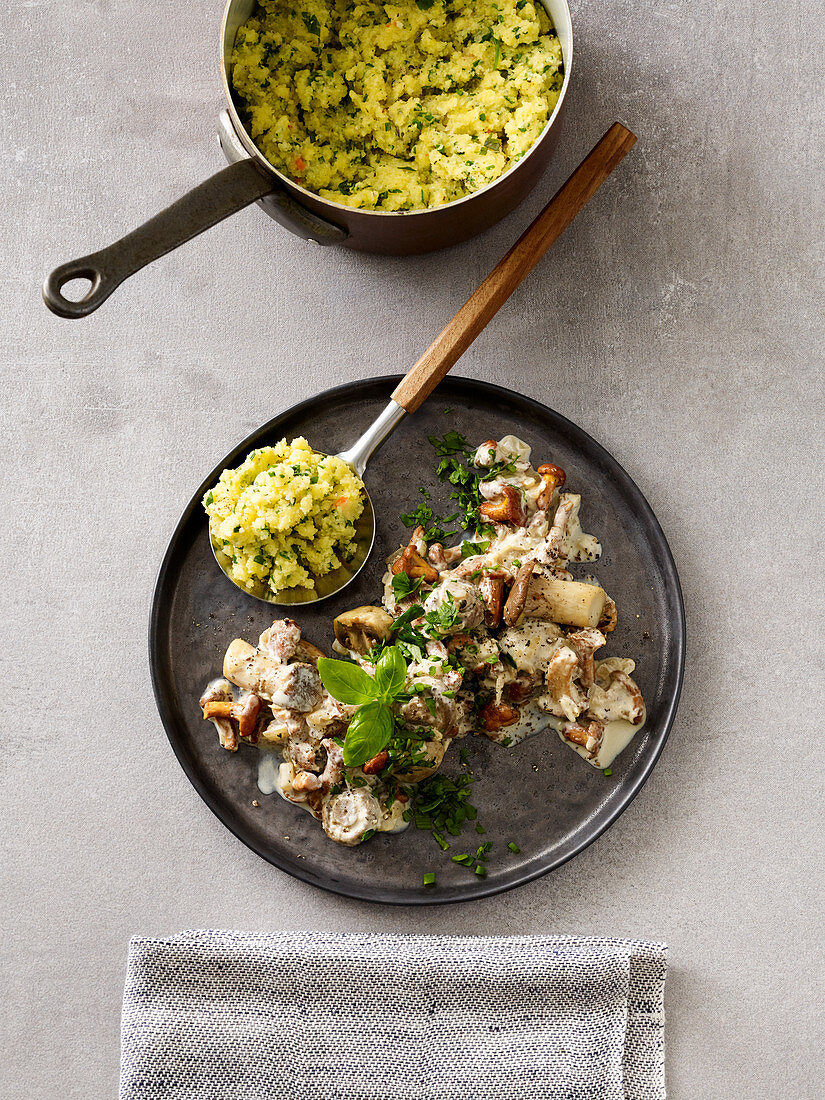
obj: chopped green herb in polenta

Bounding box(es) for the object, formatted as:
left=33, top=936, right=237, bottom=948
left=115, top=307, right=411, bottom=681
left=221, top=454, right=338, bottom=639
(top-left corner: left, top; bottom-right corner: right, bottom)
left=230, top=0, right=564, bottom=211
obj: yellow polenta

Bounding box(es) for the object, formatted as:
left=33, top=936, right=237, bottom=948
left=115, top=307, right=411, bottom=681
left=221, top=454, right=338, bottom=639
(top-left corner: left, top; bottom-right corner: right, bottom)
left=230, top=0, right=563, bottom=211
left=204, top=438, right=365, bottom=593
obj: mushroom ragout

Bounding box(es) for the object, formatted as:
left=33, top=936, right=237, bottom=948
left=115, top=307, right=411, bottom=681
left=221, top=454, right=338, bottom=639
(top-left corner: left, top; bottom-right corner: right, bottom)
left=200, top=435, right=646, bottom=847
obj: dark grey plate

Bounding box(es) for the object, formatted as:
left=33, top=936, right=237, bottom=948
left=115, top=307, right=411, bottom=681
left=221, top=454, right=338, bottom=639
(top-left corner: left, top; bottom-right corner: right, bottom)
left=150, top=377, right=684, bottom=904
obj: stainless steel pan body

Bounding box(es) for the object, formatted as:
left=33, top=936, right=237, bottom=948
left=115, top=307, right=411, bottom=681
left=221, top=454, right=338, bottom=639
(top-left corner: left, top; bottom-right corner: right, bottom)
left=44, top=0, right=572, bottom=316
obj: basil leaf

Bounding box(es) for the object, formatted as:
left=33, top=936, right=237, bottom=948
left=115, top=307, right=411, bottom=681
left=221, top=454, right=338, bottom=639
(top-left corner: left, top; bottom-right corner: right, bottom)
left=317, top=657, right=377, bottom=705
left=343, top=701, right=394, bottom=767
left=301, top=12, right=320, bottom=36
left=415, top=0, right=435, bottom=9
left=374, top=645, right=407, bottom=701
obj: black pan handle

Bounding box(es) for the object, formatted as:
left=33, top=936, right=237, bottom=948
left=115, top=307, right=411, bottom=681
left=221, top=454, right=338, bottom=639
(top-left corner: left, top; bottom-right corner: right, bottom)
left=42, top=159, right=345, bottom=318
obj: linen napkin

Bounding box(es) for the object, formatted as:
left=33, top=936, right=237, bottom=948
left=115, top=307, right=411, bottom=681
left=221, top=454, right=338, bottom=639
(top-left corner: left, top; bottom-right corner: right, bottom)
left=120, top=931, right=667, bottom=1100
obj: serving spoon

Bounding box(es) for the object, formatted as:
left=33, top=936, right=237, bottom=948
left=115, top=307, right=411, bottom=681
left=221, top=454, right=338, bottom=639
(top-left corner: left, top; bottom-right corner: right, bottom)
left=210, top=123, right=636, bottom=606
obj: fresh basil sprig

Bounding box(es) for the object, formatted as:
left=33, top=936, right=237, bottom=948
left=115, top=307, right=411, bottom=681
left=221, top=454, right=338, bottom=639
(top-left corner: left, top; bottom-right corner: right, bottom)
left=373, top=645, right=406, bottom=699
left=342, top=701, right=394, bottom=768
left=315, top=659, right=376, bottom=705
left=317, top=646, right=408, bottom=767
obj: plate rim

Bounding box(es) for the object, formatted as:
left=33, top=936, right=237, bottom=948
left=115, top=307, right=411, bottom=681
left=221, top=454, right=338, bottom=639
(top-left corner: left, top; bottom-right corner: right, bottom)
left=149, top=375, right=685, bottom=905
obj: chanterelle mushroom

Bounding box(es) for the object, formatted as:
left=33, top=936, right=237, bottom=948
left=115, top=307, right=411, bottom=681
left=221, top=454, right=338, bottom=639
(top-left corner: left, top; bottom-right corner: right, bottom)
left=503, top=561, right=535, bottom=627
left=588, top=668, right=645, bottom=725
left=479, top=701, right=520, bottom=731
left=479, top=484, right=526, bottom=527
left=542, top=643, right=587, bottom=721
left=566, top=628, right=606, bottom=690
left=536, top=463, right=566, bottom=511
left=233, top=692, right=262, bottom=740
left=199, top=679, right=237, bottom=751
left=391, top=544, right=439, bottom=583
left=427, top=542, right=462, bottom=568
left=322, top=788, right=381, bottom=846
left=292, top=770, right=322, bottom=794
left=200, top=691, right=261, bottom=743
left=333, top=605, right=394, bottom=655
left=562, top=719, right=605, bottom=758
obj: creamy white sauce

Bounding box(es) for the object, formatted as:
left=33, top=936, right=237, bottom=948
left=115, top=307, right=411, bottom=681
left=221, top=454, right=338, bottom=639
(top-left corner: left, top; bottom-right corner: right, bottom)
left=205, top=676, right=234, bottom=698
left=486, top=703, right=559, bottom=746
left=485, top=525, right=542, bottom=567
left=487, top=701, right=645, bottom=768
left=378, top=799, right=410, bottom=833
left=269, top=689, right=293, bottom=709
left=256, top=752, right=281, bottom=795
left=557, top=713, right=645, bottom=770
left=498, top=618, right=563, bottom=676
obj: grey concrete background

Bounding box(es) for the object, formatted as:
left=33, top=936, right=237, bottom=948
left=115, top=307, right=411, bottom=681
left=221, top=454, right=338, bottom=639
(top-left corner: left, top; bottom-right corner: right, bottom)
left=3, top=0, right=823, bottom=1096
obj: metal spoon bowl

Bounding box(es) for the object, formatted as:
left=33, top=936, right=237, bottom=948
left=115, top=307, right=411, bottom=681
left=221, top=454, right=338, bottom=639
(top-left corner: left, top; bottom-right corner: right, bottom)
left=210, top=492, right=375, bottom=606
left=208, top=125, right=636, bottom=606
left=209, top=401, right=404, bottom=605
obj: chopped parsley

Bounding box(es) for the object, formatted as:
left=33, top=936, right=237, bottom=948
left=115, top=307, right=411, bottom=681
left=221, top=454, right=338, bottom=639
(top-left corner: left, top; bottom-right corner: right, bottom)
left=461, top=538, right=490, bottom=558
left=425, top=431, right=518, bottom=536
left=398, top=500, right=456, bottom=542
left=391, top=572, right=423, bottom=600
left=423, top=591, right=459, bottom=634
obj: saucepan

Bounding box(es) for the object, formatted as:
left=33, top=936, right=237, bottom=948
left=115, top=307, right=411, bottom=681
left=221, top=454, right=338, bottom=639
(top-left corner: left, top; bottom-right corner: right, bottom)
left=43, top=0, right=573, bottom=318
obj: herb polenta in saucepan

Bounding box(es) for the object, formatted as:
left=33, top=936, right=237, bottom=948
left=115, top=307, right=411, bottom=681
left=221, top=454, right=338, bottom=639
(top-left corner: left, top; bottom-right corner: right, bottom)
left=203, top=438, right=365, bottom=594
left=230, top=0, right=564, bottom=211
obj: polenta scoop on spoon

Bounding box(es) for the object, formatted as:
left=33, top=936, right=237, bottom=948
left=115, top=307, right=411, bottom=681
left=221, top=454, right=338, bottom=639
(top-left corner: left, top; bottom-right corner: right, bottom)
left=209, top=124, right=636, bottom=606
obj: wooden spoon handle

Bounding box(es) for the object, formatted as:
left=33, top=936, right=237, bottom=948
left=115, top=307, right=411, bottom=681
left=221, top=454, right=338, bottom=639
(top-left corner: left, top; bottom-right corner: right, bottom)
left=391, top=122, right=637, bottom=414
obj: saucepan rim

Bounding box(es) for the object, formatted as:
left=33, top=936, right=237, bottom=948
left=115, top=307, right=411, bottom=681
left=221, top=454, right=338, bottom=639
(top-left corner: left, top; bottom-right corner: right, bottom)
left=218, top=0, right=573, bottom=219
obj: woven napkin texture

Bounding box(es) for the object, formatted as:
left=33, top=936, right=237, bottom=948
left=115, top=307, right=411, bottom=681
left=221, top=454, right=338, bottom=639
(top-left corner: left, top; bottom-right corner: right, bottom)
left=120, top=931, right=667, bottom=1100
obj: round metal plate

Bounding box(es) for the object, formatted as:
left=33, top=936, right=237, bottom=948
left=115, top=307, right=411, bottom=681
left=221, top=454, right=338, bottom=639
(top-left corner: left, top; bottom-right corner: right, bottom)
left=149, top=377, right=685, bottom=904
